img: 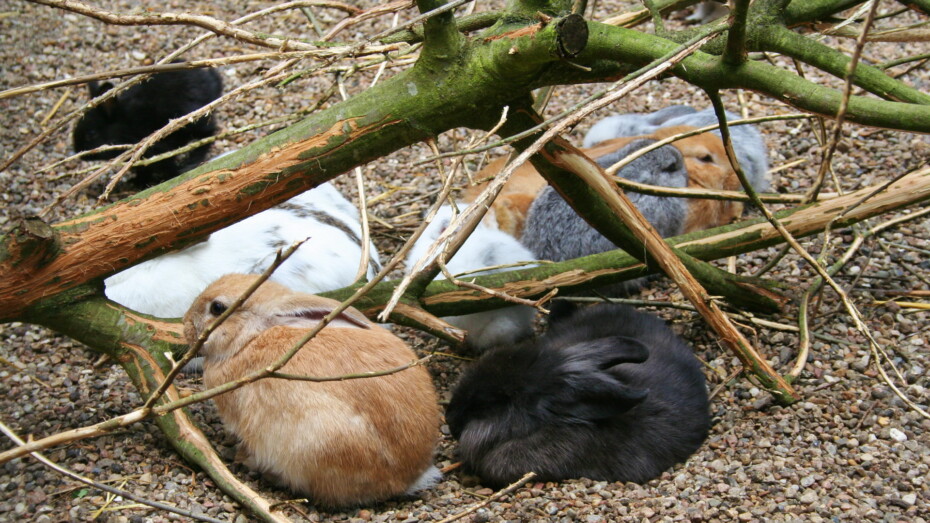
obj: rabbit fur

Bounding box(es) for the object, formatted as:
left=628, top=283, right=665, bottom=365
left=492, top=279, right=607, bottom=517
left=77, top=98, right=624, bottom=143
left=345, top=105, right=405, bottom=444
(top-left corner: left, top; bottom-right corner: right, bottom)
left=521, top=138, right=687, bottom=260
left=406, top=205, right=537, bottom=351
left=685, top=1, right=729, bottom=24
left=445, top=301, right=710, bottom=487
left=462, top=155, right=550, bottom=237
left=587, top=125, right=748, bottom=233
left=105, top=182, right=381, bottom=319
left=184, top=274, right=441, bottom=507
left=583, top=106, right=769, bottom=192
left=72, top=65, right=223, bottom=188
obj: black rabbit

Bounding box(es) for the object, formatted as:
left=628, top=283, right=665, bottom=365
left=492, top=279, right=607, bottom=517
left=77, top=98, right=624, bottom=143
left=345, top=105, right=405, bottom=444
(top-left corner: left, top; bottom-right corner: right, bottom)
left=72, top=65, right=223, bottom=188
left=445, top=302, right=710, bottom=487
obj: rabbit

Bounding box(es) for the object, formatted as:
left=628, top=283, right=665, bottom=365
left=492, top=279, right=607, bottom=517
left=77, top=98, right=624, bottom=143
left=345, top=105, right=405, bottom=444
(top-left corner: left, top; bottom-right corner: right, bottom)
left=445, top=301, right=710, bottom=487
left=685, top=1, right=730, bottom=24
left=405, top=204, right=537, bottom=351
left=105, top=181, right=382, bottom=319
left=584, top=106, right=770, bottom=192
left=183, top=274, right=441, bottom=507
left=462, top=155, right=550, bottom=237
left=72, top=65, right=223, bottom=188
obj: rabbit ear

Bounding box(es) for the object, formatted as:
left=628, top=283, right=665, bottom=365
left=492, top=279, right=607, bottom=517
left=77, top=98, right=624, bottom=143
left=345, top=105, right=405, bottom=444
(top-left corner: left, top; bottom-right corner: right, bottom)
left=547, top=336, right=650, bottom=421
left=87, top=81, right=118, bottom=116
left=564, top=335, right=650, bottom=369
left=272, top=300, right=372, bottom=330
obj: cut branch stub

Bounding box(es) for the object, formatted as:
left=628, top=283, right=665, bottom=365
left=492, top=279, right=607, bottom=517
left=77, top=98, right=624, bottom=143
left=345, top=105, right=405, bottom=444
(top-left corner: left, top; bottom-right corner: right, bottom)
left=556, top=13, right=588, bottom=58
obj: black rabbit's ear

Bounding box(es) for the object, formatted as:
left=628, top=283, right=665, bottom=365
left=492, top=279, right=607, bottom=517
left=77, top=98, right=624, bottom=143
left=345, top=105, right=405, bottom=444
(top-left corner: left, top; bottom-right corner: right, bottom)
left=546, top=336, right=650, bottom=421
left=88, top=81, right=114, bottom=97
left=563, top=335, right=649, bottom=369
left=547, top=373, right=648, bottom=422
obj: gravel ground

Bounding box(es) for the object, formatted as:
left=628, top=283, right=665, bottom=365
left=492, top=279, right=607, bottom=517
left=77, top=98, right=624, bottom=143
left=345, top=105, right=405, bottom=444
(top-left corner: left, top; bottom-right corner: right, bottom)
left=1, top=1, right=929, bottom=522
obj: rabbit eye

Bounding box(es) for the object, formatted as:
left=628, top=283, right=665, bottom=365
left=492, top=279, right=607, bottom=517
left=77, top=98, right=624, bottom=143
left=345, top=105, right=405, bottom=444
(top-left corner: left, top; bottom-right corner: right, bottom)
left=699, top=154, right=714, bottom=163
left=209, top=301, right=228, bottom=316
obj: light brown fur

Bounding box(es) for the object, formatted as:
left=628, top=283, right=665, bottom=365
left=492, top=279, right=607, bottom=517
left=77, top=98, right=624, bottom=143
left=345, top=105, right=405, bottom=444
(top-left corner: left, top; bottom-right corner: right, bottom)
left=465, top=126, right=746, bottom=237
left=184, top=274, right=440, bottom=507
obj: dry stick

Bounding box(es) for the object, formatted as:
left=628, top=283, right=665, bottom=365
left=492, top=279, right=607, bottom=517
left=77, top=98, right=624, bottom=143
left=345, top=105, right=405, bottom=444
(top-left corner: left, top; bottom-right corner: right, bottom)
left=380, top=107, right=513, bottom=321
left=39, top=87, right=72, bottom=126
left=333, top=9, right=400, bottom=285
left=438, top=260, right=554, bottom=313
left=323, top=0, right=412, bottom=41
left=271, top=354, right=432, bottom=381
left=790, top=205, right=930, bottom=380
left=27, top=0, right=363, bottom=52
left=0, top=51, right=339, bottom=100
left=0, top=422, right=227, bottom=523
left=436, top=472, right=538, bottom=523
left=2, top=1, right=363, bottom=176
left=706, top=108, right=928, bottom=419
left=808, top=0, right=882, bottom=203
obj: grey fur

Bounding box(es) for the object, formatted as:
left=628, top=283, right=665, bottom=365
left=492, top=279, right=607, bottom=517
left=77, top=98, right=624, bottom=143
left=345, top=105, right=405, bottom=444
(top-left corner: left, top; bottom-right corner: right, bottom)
left=582, top=106, right=697, bottom=148
left=520, top=139, right=688, bottom=294
left=583, top=106, right=769, bottom=192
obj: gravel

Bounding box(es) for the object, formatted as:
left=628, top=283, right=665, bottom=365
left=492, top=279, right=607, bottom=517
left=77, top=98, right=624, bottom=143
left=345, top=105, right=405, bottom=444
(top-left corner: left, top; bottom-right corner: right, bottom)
left=1, top=1, right=929, bottom=522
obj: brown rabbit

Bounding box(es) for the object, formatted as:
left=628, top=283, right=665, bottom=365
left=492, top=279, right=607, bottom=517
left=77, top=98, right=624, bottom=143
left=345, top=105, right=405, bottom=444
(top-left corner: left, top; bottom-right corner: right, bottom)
left=463, top=154, right=548, bottom=237
left=183, top=274, right=441, bottom=507
left=465, top=125, right=751, bottom=237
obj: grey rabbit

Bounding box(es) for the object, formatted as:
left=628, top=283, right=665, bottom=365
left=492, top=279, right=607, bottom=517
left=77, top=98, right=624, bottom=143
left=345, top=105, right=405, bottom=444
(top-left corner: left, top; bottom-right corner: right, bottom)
left=583, top=106, right=769, bottom=192
left=445, top=301, right=710, bottom=487
left=72, top=65, right=223, bottom=188
left=521, top=138, right=688, bottom=294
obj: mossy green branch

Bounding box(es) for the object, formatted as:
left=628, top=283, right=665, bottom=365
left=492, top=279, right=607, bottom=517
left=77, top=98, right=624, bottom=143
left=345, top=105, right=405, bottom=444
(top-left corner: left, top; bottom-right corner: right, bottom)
left=580, top=22, right=930, bottom=131
left=760, top=25, right=930, bottom=104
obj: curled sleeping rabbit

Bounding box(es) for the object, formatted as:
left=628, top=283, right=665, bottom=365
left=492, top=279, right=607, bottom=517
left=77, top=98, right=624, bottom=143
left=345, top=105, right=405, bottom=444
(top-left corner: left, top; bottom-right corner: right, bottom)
left=405, top=204, right=537, bottom=351
left=445, top=301, right=710, bottom=487
left=184, top=274, right=441, bottom=507
left=73, top=65, right=223, bottom=188
left=105, top=181, right=381, bottom=319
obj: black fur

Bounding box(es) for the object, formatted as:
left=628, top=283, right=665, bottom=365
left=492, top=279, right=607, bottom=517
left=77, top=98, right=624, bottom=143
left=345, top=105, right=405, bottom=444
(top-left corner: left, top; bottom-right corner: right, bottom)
left=72, top=66, right=223, bottom=188
left=446, top=303, right=710, bottom=487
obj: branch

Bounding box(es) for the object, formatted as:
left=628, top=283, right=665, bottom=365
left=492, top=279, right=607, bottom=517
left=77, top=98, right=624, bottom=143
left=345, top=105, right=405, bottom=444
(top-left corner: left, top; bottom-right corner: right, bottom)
left=723, top=0, right=751, bottom=65
left=759, top=25, right=930, bottom=104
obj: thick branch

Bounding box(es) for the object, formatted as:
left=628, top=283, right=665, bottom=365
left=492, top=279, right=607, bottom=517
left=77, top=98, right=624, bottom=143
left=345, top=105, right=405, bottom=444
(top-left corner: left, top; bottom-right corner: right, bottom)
left=760, top=25, right=930, bottom=104
left=580, top=22, right=930, bottom=132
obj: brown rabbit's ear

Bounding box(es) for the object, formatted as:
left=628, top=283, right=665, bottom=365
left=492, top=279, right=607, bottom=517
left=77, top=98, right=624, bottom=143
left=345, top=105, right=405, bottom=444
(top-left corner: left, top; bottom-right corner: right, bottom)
left=274, top=302, right=372, bottom=330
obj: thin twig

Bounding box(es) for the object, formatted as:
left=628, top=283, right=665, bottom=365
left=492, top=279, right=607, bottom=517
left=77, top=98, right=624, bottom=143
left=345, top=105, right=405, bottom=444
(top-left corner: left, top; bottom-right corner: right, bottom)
left=0, top=421, right=226, bottom=523
left=436, top=472, right=537, bottom=523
